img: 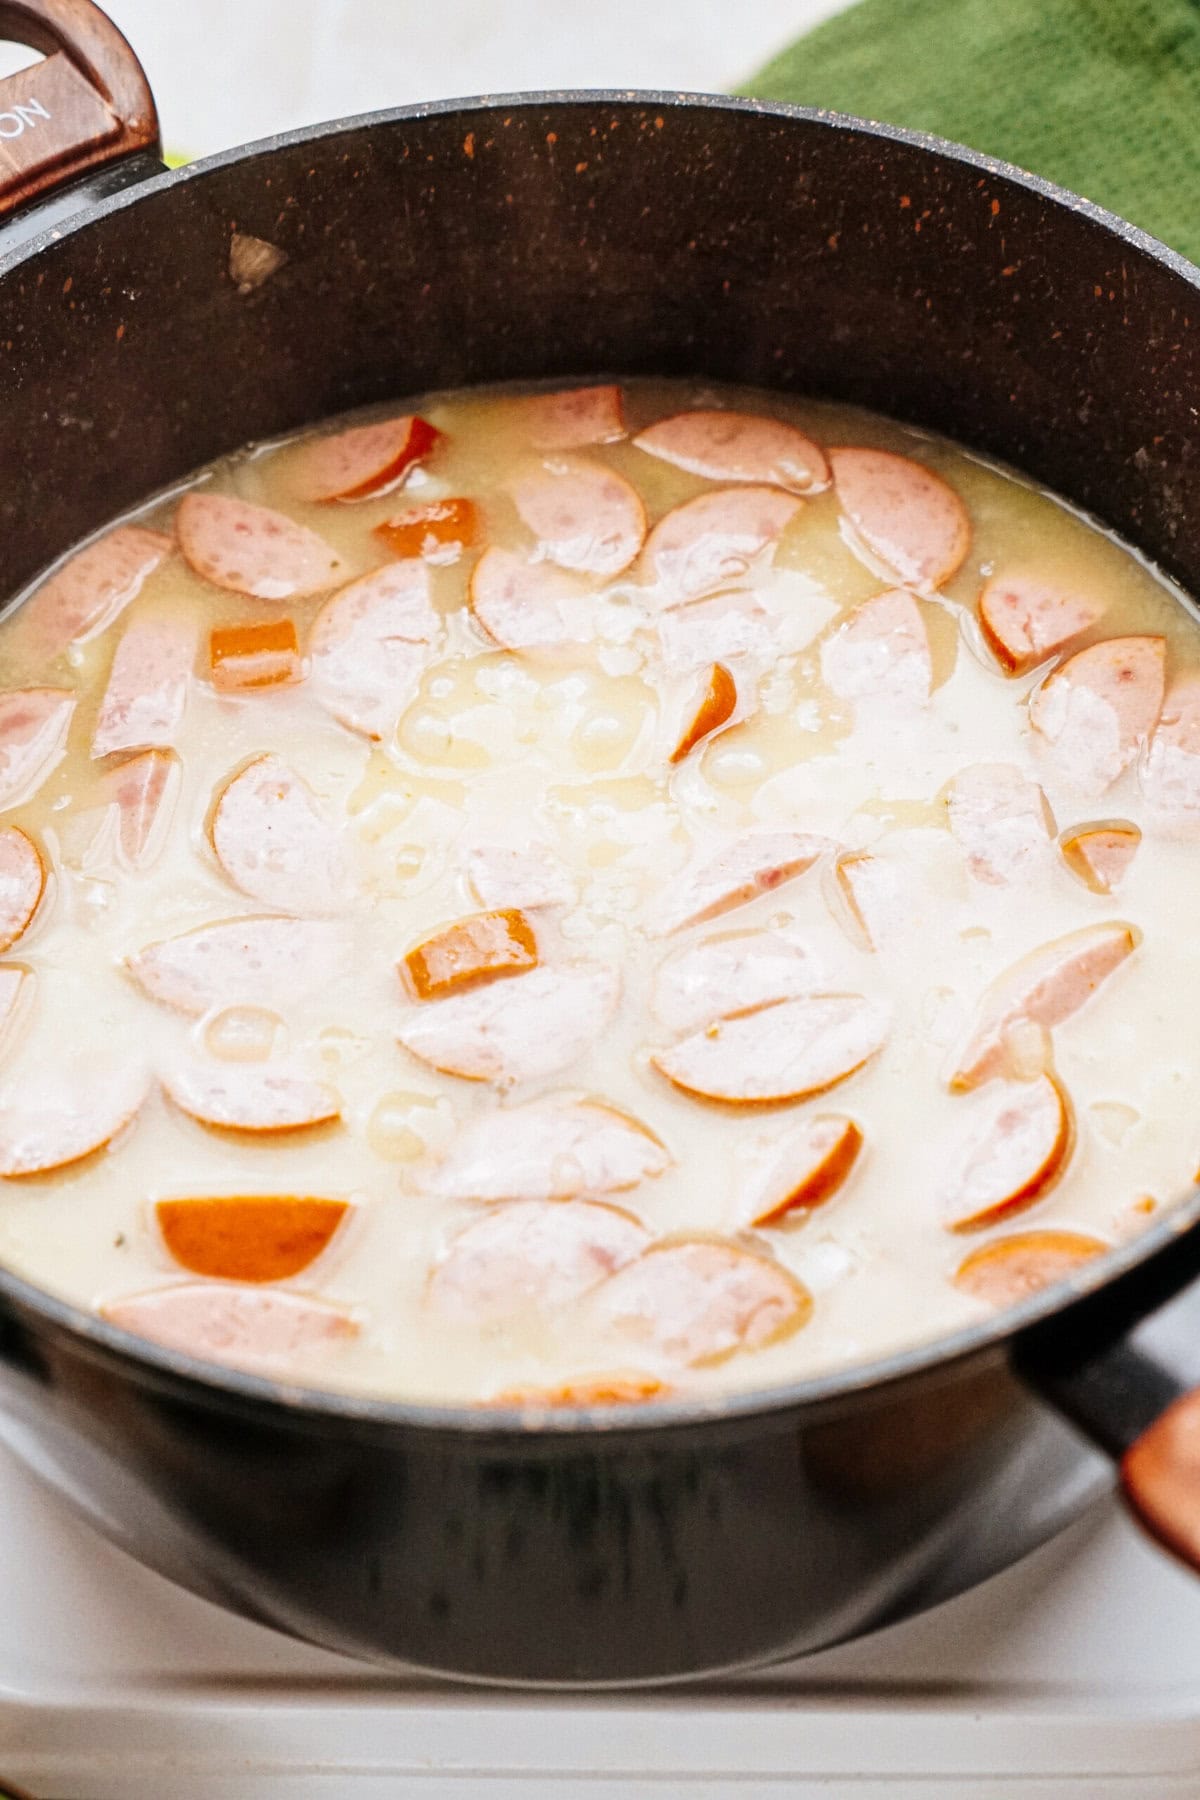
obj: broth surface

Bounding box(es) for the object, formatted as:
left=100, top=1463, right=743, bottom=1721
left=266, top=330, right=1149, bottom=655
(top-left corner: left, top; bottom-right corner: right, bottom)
left=0, top=378, right=1197, bottom=1404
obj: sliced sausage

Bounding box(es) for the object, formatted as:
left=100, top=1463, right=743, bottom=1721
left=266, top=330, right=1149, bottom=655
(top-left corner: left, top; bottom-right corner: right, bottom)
left=953, top=1229, right=1107, bottom=1305
left=430, top=1095, right=671, bottom=1202
left=0, top=689, right=75, bottom=812
left=398, top=963, right=620, bottom=1085
left=653, top=993, right=890, bottom=1105
left=978, top=572, right=1104, bottom=675
left=511, top=458, right=646, bottom=579
left=467, top=546, right=600, bottom=652
left=426, top=1197, right=649, bottom=1324
left=519, top=384, right=626, bottom=450
left=310, top=560, right=438, bottom=741
left=401, top=910, right=539, bottom=1000
left=830, top=852, right=916, bottom=951
left=1029, top=635, right=1165, bottom=795
left=374, top=497, right=478, bottom=564
left=101, top=748, right=181, bottom=871
left=26, top=524, right=172, bottom=649
left=92, top=616, right=195, bottom=757
left=297, top=414, right=439, bottom=502
left=156, top=1195, right=351, bottom=1282
left=1059, top=820, right=1141, bottom=893
left=940, top=1074, right=1073, bottom=1231
left=163, top=1064, right=342, bottom=1134
left=177, top=492, right=345, bottom=599
left=946, top=763, right=1055, bottom=886
left=670, top=663, right=737, bottom=762
left=209, top=755, right=356, bottom=914
left=209, top=618, right=302, bottom=691
left=640, top=486, right=802, bottom=603
left=633, top=409, right=828, bottom=493
left=127, top=916, right=348, bottom=1016
left=648, top=831, right=829, bottom=936
left=0, top=827, right=46, bottom=952
left=102, top=1283, right=358, bottom=1373
left=1140, top=673, right=1200, bottom=832
left=651, top=928, right=820, bottom=1034
left=743, top=1115, right=863, bottom=1227
left=490, top=1373, right=668, bottom=1407
left=0, top=965, right=33, bottom=1060
left=820, top=588, right=932, bottom=707
left=466, top=842, right=577, bottom=910
left=950, top=921, right=1138, bottom=1090
left=829, top=447, right=970, bottom=588
left=589, top=1237, right=812, bottom=1368
left=0, top=1066, right=148, bottom=1177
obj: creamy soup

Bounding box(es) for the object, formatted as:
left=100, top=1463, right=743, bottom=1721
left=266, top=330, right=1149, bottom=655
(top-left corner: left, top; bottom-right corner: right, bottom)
left=0, top=378, right=1197, bottom=1407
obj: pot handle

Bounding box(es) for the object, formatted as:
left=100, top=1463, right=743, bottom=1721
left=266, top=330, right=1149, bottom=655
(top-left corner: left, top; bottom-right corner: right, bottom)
left=0, top=0, right=158, bottom=218
left=1014, top=1207, right=1200, bottom=1575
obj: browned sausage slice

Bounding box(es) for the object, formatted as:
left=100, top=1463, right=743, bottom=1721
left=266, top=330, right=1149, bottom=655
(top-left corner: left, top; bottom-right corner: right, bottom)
left=398, top=964, right=620, bottom=1085
left=653, top=993, right=890, bottom=1105
left=466, top=843, right=577, bottom=910
left=127, top=916, right=348, bottom=1015
left=0, top=689, right=75, bottom=812
left=950, top=921, right=1138, bottom=1089
left=820, top=588, right=932, bottom=706
left=519, top=384, right=626, bottom=450
left=829, top=448, right=970, bottom=588
left=651, top=928, right=820, bottom=1033
left=648, top=831, right=829, bottom=936
left=511, top=457, right=646, bottom=577
left=0, top=1066, right=148, bottom=1177
left=163, top=1064, right=342, bottom=1134
left=26, top=524, right=172, bottom=649
left=830, top=852, right=916, bottom=951
left=641, top=486, right=803, bottom=603
left=940, top=1074, right=1073, bottom=1231
left=0, top=827, right=46, bottom=953
left=401, top=911, right=539, bottom=1000
left=91, top=616, right=195, bottom=758
left=670, top=663, right=738, bottom=762
left=209, top=755, right=356, bottom=914
left=946, top=763, right=1055, bottom=886
left=310, top=561, right=438, bottom=740
left=978, top=572, right=1104, bottom=675
left=297, top=414, right=439, bottom=502
left=155, top=1196, right=351, bottom=1283
left=633, top=410, right=829, bottom=493
left=743, top=1116, right=864, bottom=1227
left=0, top=966, right=33, bottom=1060
left=178, top=493, right=345, bottom=599
left=100, top=749, right=180, bottom=871
left=953, top=1229, right=1107, bottom=1304
left=1030, top=635, right=1165, bottom=795
left=1059, top=820, right=1141, bottom=893
left=426, top=1197, right=650, bottom=1323
left=102, top=1284, right=358, bottom=1372
left=431, top=1095, right=671, bottom=1202
left=1140, top=673, right=1200, bottom=831
left=468, top=546, right=600, bottom=652
left=590, top=1238, right=812, bottom=1367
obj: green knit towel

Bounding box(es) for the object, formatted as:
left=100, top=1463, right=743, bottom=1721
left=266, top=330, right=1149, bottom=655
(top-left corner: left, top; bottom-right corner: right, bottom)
left=742, top=0, right=1200, bottom=263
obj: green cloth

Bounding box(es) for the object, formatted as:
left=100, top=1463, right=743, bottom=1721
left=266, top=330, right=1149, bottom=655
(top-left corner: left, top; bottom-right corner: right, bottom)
left=742, top=0, right=1200, bottom=263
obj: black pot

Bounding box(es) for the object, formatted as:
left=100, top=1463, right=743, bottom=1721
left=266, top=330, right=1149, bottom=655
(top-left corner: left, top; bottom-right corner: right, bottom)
left=1, top=0, right=1200, bottom=1686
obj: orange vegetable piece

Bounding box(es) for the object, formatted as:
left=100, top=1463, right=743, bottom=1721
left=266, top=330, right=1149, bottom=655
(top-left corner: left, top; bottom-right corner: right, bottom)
left=953, top=1229, right=1108, bottom=1305
left=402, top=909, right=538, bottom=1000
left=375, top=497, right=478, bottom=563
left=1059, top=821, right=1141, bottom=894
left=210, top=619, right=302, bottom=691
left=670, top=663, right=737, bottom=762
left=490, top=1373, right=668, bottom=1408
left=156, top=1195, right=350, bottom=1283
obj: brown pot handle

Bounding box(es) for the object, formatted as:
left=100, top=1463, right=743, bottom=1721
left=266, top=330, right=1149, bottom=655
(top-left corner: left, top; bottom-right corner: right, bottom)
left=0, top=0, right=158, bottom=219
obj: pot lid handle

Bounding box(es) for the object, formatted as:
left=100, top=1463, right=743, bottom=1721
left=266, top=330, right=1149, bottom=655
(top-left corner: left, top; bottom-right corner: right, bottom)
left=0, top=0, right=158, bottom=219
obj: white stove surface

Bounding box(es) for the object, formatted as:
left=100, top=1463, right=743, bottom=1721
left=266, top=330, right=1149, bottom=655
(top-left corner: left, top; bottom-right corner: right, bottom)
left=0, top=1444, right=1198, bottom=1798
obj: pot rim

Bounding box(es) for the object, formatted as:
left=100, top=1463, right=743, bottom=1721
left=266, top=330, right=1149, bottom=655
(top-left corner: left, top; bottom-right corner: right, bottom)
left=3, top=87, right=1200, bottom=1437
